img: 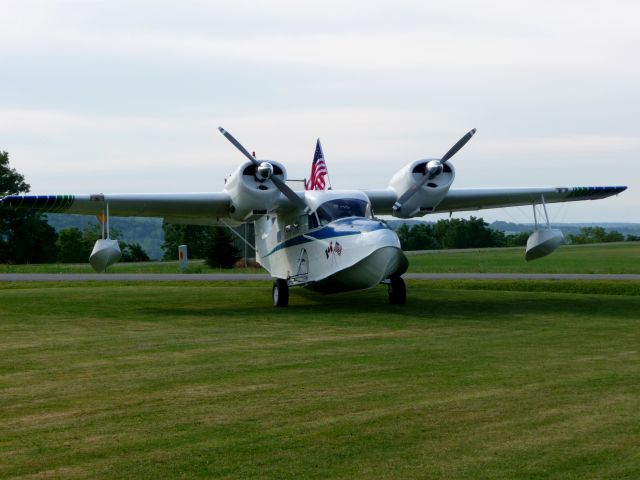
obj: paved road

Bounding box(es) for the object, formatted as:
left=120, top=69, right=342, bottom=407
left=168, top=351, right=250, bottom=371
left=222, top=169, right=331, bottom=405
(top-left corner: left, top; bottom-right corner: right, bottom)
left=407, top=273, right=640, bottom=280
left=0, top=273, right=270, bottom=282
left=1, top=273, right=639, bottom=282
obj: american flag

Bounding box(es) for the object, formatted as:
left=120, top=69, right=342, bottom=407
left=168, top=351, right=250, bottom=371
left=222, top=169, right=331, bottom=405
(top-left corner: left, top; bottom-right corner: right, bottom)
left=305, top=139, right=330, bottom=190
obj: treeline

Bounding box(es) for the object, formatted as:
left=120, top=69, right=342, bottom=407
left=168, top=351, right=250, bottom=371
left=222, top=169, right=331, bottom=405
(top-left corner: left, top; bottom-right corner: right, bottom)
left=56, top=224, right=150, bottom=263
left=47, top=214, right=164, bottom=259
left=567, top=227, right=639, bottom=244
left=396, top=218, right=638, bottom=251
left=395, top=217, right=530, bottom=251
left=1, top=220, right=150, bottom=264
left=161, top=223, right=241, bottom=268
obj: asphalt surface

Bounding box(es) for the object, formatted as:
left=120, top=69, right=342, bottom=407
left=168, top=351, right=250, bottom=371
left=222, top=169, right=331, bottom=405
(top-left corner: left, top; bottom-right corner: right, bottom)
left=1, top=273, right=639, bottom=282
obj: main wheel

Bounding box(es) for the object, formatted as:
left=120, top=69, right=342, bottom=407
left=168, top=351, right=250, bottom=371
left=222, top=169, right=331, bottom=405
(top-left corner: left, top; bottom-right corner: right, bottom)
left=388, top=276, right=406, bottom=305
left=272, top=279, right=289, bottom=307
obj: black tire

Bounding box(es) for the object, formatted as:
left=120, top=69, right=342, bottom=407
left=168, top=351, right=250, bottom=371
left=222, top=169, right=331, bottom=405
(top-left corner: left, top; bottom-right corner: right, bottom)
left=272, top=279, right=289, bottom=307
left=388, top=276, right=406, bottom=305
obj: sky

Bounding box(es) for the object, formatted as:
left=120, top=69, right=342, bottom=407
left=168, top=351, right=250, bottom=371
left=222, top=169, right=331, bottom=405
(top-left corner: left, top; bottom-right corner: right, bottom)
left=1, top=0, right=638, bottom=223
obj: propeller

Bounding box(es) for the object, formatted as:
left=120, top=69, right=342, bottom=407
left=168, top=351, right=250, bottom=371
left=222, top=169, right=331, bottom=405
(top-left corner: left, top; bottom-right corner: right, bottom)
left=218, top=127, right=310, bottom=213
left=392, top=128, right=476, bottom=214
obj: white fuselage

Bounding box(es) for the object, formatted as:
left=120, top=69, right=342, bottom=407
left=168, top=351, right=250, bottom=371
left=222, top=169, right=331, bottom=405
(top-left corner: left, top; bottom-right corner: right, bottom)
left=254, top=191, right=408, bottom=293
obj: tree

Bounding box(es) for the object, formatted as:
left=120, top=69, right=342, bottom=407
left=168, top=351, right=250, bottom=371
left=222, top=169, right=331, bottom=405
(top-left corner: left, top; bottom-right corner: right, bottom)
left=0, top=150, right=29, bottom=196
left=162, top=222, right=240, bottom=267
left=568, top=227, right=624, bottom=244
left=396, top=223, right=438, bottom=251
left=0, top=151, right=59, bottom=263
left=56, top=222, right=149, bottom=263
left=395, top=218, right=513, bottom=251
left=161, top=223, right=211, bottom=260
left=505, top=231, right=531, bottom=247
left=605, top=230, right=625, bottom=243
left=432, top=217, right=498, bottom=249
left=205, top=227, right=240, bottom=268
left=56, top=227, right=87, bottom=263
left=395, top=224, right=411, bottom=250
left=121, top=243, right=150, bottom=262
left=0, top=212, right=59, bottom=264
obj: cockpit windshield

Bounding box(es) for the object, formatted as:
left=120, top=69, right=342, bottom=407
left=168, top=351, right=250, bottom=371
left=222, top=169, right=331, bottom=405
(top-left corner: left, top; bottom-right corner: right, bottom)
left=315, top=198, right=370, bottom=225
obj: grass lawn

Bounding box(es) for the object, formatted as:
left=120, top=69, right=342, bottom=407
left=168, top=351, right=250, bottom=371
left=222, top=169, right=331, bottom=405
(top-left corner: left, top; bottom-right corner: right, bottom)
left=0, top=260, right=260, bottom=274
left=0, top=242, right=638, bottom=275
left=1, top=280, right=639, bottom=479
left=408, top=242, right=640, bottom=274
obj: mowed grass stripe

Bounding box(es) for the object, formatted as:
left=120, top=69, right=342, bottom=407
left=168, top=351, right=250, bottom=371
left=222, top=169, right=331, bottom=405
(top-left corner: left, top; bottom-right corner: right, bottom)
left=407, top=242, right=640, bottom=274
left=0, top=242, right=638, bottom=275
left=0, top=281, right=639, bottom=479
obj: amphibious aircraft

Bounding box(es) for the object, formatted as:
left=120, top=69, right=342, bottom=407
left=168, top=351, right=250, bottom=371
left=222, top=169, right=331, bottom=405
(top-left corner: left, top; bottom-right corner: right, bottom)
left=0, top=128, right=627, bottom=306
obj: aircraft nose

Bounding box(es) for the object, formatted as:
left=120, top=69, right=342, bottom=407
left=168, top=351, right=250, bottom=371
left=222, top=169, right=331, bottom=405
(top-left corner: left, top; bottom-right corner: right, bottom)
left=365, top=220, right=401, bottom=247
left=357, top=221, right=408, bottom=279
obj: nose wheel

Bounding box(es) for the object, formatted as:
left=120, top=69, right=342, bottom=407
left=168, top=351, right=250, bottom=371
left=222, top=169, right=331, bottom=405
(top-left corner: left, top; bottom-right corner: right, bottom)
left=388, top=276, right=406, bottom=304
left=272, top=279, right=289, bottom=307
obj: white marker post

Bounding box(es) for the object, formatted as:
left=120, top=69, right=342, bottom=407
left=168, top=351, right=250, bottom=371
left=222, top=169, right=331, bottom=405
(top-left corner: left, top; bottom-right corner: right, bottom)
left=178, top=245, right=188, bottom=272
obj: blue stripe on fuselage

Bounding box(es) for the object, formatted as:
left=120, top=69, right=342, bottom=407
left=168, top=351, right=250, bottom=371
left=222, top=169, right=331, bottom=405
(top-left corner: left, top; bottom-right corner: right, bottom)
left=262, top=217, right=390, bottom=258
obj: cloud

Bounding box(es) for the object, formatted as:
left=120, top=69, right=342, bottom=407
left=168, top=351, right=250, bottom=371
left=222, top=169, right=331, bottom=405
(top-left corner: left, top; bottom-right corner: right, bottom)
left=1, top=0, right=638, bottom=222
left=2, top=1, right=639, bottom=76
left=4, top=106, right=635, bottom=184
left=477, top=135, right=640, bottom=156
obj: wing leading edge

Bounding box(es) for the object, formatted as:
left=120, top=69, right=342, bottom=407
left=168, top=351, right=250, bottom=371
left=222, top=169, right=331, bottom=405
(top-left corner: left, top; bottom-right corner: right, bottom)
left=365, top=186, right=627, bottom=216
left=434, top=186, right=627, bottom=213
left=0, top=192, right=232, bottom=225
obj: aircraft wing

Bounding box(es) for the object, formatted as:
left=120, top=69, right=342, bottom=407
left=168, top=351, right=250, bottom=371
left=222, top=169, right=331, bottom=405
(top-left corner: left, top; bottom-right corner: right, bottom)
left=366, top=186, right=627, bottom=216
left=2, top=185, right=627, bottom=222
left=0, top=192, right=232, bottom=225
left=433, top=186, right=627, bottom=213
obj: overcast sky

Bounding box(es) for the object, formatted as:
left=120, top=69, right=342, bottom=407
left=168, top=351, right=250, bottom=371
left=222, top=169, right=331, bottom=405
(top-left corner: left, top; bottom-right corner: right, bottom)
left=1, top=0, right=638, bottom=223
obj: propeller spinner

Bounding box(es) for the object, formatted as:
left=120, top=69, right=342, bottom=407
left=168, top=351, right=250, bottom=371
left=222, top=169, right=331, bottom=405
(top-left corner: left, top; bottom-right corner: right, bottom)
left=256, top=162, right=274, bottom=182
left=218, top=127, right=310, bottom=213
left=392, top=128, right=477, bottom=214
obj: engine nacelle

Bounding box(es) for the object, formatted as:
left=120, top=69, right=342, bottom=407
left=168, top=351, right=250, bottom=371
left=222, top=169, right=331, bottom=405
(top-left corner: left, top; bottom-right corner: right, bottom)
left=223, top=160, right=287, bottom=221
left=389, top=159, right=455, bottom=218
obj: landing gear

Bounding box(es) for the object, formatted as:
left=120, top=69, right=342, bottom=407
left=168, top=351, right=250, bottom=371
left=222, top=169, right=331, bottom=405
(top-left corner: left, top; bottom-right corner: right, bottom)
left=388, top=276, right=406, bottom=305
left=272, top=279, right=289, bottom=307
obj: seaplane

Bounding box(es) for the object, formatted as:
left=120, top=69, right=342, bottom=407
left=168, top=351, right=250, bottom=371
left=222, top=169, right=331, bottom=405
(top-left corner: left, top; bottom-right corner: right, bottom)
left=0, top=127, right=627, bottom=306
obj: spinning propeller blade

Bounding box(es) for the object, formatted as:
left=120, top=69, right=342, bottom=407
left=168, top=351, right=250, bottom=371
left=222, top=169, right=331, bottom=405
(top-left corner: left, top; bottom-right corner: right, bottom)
left=270, top=175, right=309, bottom=212
left=218, top=127, right=310, bottom=213
left=393, top=128, right=477, bottom=214
left=218, top=127, right=258, bottom=165
left=441, top=128, right=476, bottom=163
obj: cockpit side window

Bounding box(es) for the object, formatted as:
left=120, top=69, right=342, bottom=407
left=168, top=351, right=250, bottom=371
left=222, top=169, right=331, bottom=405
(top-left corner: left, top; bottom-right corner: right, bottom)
left=308, top=212, right=319, bottom=229
left=315, top=199, right=370, bottom=225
